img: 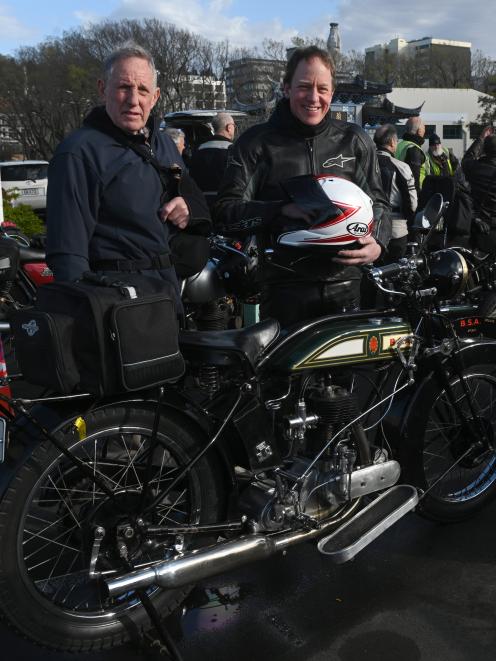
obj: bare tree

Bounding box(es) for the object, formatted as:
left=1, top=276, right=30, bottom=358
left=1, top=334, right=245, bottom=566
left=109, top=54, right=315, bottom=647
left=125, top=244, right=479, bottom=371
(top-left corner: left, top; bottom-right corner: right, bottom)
left=0, top=40, right=98, bottom=159
left=471, top=49, right=496, bottom=93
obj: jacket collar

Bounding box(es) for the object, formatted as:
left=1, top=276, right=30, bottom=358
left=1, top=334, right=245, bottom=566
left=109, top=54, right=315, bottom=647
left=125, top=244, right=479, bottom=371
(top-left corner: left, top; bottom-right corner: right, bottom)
left=402, top=132, right=425, bottom=147
left=269, top=98, right=332, bottom=138
left=83, top=105, right=158, bottom=144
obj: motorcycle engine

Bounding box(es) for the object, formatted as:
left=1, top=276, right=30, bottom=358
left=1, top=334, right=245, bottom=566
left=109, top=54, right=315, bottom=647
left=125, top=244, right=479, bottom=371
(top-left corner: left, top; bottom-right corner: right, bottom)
left=238, top=381, right=365, bottom=531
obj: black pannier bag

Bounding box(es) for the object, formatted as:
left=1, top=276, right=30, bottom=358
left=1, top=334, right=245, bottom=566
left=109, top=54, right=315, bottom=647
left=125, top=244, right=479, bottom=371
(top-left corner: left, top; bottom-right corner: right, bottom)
left=10, top=274, right=185, bottom=395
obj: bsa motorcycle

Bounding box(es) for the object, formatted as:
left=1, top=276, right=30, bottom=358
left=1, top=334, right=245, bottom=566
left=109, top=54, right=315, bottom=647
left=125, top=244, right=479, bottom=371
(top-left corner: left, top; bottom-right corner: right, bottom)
left=0, top=224, right=496, bottom=653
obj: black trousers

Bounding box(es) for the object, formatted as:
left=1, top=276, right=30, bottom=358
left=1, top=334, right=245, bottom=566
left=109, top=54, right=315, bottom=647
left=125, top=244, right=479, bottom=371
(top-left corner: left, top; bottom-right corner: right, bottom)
left=260, top=279, right=361, bottom=329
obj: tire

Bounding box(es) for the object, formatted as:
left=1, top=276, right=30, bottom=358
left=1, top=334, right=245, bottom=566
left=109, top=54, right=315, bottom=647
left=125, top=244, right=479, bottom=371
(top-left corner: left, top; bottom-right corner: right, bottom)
left=405, top=367, right=496, bottom=522
left=0, top=405, right=224, bottom=651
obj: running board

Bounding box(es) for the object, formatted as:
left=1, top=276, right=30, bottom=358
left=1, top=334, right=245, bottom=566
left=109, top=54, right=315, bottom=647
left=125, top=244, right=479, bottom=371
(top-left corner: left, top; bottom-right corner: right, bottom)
left=317, top=484, right=419, bottom=564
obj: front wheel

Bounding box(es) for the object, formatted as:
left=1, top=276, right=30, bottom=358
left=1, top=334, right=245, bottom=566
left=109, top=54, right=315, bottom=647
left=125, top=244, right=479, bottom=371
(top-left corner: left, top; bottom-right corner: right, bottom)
left=0, top=405, right=224, bottom=651
left=404, top=367, right=496, bottom=521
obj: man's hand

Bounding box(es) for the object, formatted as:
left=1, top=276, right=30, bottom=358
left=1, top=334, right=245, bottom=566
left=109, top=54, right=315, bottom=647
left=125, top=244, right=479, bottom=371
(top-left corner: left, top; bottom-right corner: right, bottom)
left=160, top=196, right=190, bottom=229
left=333, top=235, right=382, bottom=265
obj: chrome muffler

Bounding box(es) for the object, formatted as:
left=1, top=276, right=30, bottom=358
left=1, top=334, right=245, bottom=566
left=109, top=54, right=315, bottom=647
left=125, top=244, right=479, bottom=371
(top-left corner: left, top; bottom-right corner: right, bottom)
left=105, top=507, right=358, bottom=598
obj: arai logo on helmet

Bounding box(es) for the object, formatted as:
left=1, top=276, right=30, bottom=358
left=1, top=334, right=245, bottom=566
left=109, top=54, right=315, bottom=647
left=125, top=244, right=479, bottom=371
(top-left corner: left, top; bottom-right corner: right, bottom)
left=347, top=222, right=369, bottom=236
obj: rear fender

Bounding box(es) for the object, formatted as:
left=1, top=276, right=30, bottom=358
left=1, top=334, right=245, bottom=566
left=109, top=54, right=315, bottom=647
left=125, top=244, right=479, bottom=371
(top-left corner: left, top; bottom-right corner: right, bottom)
left=0, top=391, right=238, bottom=501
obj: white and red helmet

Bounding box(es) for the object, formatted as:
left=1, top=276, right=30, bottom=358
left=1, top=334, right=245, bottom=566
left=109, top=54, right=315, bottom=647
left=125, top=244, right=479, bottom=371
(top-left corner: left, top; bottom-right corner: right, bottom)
left=278, top=175, right=374, bottom=248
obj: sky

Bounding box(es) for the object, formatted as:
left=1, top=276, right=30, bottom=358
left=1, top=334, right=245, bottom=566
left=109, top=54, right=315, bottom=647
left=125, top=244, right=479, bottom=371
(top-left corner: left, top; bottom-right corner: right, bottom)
left=1, top=0, right=495, bottom=59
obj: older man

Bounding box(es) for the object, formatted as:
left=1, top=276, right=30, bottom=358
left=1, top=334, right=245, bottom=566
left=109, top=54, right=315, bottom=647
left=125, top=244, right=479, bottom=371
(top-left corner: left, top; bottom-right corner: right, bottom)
left=189, top=112, right=236, bottom=211
left=164, top=127, right=186, bottom=156
left=396, top=116, right=428, bottom=195
left=374, top=124, right=417, bottom=260
left=46, top=42, right=209, bottom=301
left=214, top=46, right=390, bottom=327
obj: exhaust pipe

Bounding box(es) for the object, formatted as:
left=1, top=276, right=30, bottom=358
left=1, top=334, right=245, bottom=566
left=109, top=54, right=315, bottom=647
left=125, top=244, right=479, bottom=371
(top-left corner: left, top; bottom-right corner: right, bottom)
left=105, top=508, right=357, bottom=598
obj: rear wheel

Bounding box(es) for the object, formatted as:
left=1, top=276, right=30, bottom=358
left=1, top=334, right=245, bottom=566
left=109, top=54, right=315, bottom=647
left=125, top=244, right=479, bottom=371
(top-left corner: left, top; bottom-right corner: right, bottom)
left=406, top=368, right=496, bottom=521
left=0, top=405, right=223, bottom=650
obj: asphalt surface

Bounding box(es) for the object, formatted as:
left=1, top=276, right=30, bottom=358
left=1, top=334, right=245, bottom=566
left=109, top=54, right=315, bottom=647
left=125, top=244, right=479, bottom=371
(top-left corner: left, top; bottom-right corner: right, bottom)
left=1, top=495, right=495, bottom=661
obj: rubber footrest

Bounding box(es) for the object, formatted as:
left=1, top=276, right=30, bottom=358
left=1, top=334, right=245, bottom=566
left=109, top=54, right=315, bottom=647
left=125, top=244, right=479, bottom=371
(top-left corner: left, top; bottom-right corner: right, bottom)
left=317, top=484, right=419, bottom=564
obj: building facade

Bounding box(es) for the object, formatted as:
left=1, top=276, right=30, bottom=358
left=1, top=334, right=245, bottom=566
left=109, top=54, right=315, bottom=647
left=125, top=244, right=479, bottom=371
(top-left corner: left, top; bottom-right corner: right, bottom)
left=365, top=37, right=472, bottom=87
left=176, top=75, right=226, bottom=110
left=386, top=87, right=492, bottom=157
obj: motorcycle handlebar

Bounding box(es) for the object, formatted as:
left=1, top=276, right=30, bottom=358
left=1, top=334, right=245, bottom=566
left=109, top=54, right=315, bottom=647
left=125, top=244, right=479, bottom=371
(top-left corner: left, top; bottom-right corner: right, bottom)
left=368, top=259, right=410, bottom=280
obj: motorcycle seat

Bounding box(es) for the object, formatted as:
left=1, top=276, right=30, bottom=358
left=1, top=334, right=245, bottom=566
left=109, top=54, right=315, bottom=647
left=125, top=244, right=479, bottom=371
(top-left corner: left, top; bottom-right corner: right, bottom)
left=18, top=246, right=47, bottom=264
left=178, top=318, right=280, bottom=369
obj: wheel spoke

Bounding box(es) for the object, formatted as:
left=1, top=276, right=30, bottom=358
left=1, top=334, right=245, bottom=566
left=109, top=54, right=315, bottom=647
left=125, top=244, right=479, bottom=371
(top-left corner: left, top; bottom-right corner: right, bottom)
left=18, top=415, right=204, bottom=618
left=422, top=373, right=496, bottom=501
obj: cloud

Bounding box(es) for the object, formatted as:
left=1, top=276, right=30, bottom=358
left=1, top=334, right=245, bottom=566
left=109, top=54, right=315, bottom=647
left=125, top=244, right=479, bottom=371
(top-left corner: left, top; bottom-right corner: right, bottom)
left=73, top=10, right=104, bottom=26
left=0, top=3, right=36, bottom=40
left=107, top=0, right=297, bottom=48
left=69, top=0, right=496, bottom=58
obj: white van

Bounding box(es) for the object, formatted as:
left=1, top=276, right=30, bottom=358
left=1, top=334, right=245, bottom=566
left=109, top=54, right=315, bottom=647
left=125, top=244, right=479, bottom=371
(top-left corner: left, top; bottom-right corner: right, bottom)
left=0, top=160, right=48, bottom=214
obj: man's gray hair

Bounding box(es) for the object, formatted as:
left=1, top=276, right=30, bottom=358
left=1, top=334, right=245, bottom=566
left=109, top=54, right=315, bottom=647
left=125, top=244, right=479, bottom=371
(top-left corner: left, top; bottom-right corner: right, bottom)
left=405, top=116, right=424, bottom=134
left=102, top=41, right=157, bottom=87
left=374, top=124, right=397, bottom=149
left=164, top=128, right=185, bottom=146
left=212, top=112, right=234, bottom=134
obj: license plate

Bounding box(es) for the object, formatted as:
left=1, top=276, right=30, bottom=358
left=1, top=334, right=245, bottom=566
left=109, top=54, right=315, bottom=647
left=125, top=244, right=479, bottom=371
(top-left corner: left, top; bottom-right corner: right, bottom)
left=0, top=417, right=6, bottom=463
left=21, top=188, right=41, bottom=196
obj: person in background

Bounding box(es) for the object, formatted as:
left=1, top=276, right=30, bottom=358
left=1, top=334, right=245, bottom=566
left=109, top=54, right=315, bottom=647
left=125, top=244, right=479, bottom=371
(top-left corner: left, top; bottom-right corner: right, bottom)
left=46, top=42, right=209, bottom=307
left=374, top=124, right=417, bottom=260
left=462, top=125, right=496, bottom=253
left=395, top=116, right=427, bottom=195
left=189, top=112, right=236, bottom=211
left=164, top=128, right=186, bottom=156
left=426, top=133, right=458, bottom=177
left=214, top=46, right=390, bottom=328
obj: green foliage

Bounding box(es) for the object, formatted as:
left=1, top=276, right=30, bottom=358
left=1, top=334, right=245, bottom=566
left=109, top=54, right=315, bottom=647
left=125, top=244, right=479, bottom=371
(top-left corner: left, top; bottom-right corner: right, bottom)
left=1, top=189, right=45, bottom=236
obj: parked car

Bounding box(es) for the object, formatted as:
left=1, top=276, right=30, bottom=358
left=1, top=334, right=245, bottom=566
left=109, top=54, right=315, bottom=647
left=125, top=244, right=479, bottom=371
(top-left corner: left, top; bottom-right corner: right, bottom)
left=0, top=160, right=48, bottom=216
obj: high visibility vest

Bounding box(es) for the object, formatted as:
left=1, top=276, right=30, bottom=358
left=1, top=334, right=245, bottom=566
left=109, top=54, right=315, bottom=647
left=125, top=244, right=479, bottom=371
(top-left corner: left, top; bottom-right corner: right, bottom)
left=427, top=148, right=455, bottom=176
left=396, top=139, right=429, bottom=188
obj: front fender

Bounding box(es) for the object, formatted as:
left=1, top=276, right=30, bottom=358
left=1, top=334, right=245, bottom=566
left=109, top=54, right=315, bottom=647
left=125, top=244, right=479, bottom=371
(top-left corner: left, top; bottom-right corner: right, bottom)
left=383, top=339, right=496, bottom=460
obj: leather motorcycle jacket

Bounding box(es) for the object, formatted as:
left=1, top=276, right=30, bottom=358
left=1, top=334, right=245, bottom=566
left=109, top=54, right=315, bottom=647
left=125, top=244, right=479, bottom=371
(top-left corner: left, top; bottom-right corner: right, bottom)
left=462, top=136, right=496, bottom=227
left=214, top=99, right=390, bottom=284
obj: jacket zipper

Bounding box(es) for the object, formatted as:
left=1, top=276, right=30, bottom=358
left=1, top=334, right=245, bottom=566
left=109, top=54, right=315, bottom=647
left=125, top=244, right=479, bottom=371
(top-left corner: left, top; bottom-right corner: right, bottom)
left=306, top=138, right=316, bottom=175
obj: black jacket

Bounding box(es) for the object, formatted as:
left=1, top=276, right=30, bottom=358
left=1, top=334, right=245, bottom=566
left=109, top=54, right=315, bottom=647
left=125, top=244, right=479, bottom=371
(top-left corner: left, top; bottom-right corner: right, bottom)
left=462, top=136, right=496, bottom=226
left=189, top=134, right=232, bottom=209
left=214, top=99, right=390, bottom=283
left=46, top=107, right=210, bottom=284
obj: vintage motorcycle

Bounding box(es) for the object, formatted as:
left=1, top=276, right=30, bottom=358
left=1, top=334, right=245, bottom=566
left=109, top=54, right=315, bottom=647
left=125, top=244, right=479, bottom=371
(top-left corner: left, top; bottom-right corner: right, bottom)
left=0, top=222, right=496, bottom=653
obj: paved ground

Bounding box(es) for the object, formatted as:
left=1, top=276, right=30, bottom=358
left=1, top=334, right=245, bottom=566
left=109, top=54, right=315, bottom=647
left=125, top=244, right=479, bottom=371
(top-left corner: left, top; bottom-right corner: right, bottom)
left=2, top=494, right=495, bottom=661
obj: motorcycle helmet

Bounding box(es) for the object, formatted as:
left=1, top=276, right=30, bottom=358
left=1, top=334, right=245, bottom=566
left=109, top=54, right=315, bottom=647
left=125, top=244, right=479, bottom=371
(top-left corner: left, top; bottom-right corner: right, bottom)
left=278, top=175, right=374, bottom=248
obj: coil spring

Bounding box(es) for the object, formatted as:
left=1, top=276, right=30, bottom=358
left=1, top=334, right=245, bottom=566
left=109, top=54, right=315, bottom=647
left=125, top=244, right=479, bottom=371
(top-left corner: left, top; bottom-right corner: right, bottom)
left=0, top=279, right=14, bottom=299
left=196, top=300, right=228, bottom=331
left=198, top=364, right=220, bottom=396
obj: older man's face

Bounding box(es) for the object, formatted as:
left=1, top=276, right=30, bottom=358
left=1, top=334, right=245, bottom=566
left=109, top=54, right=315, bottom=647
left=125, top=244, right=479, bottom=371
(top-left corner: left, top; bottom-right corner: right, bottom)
left=98, top=56, right=160, bottom=134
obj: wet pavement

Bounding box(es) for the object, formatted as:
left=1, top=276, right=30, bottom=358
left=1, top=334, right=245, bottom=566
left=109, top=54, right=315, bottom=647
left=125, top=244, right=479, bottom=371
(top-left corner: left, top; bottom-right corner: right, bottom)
left=2, top=495, right=496, bottom=661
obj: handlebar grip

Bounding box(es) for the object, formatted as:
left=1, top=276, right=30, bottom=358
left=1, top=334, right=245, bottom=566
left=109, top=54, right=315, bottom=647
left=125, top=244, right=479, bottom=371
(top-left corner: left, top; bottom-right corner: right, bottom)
left=368, top=260, right=408, bottom=280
